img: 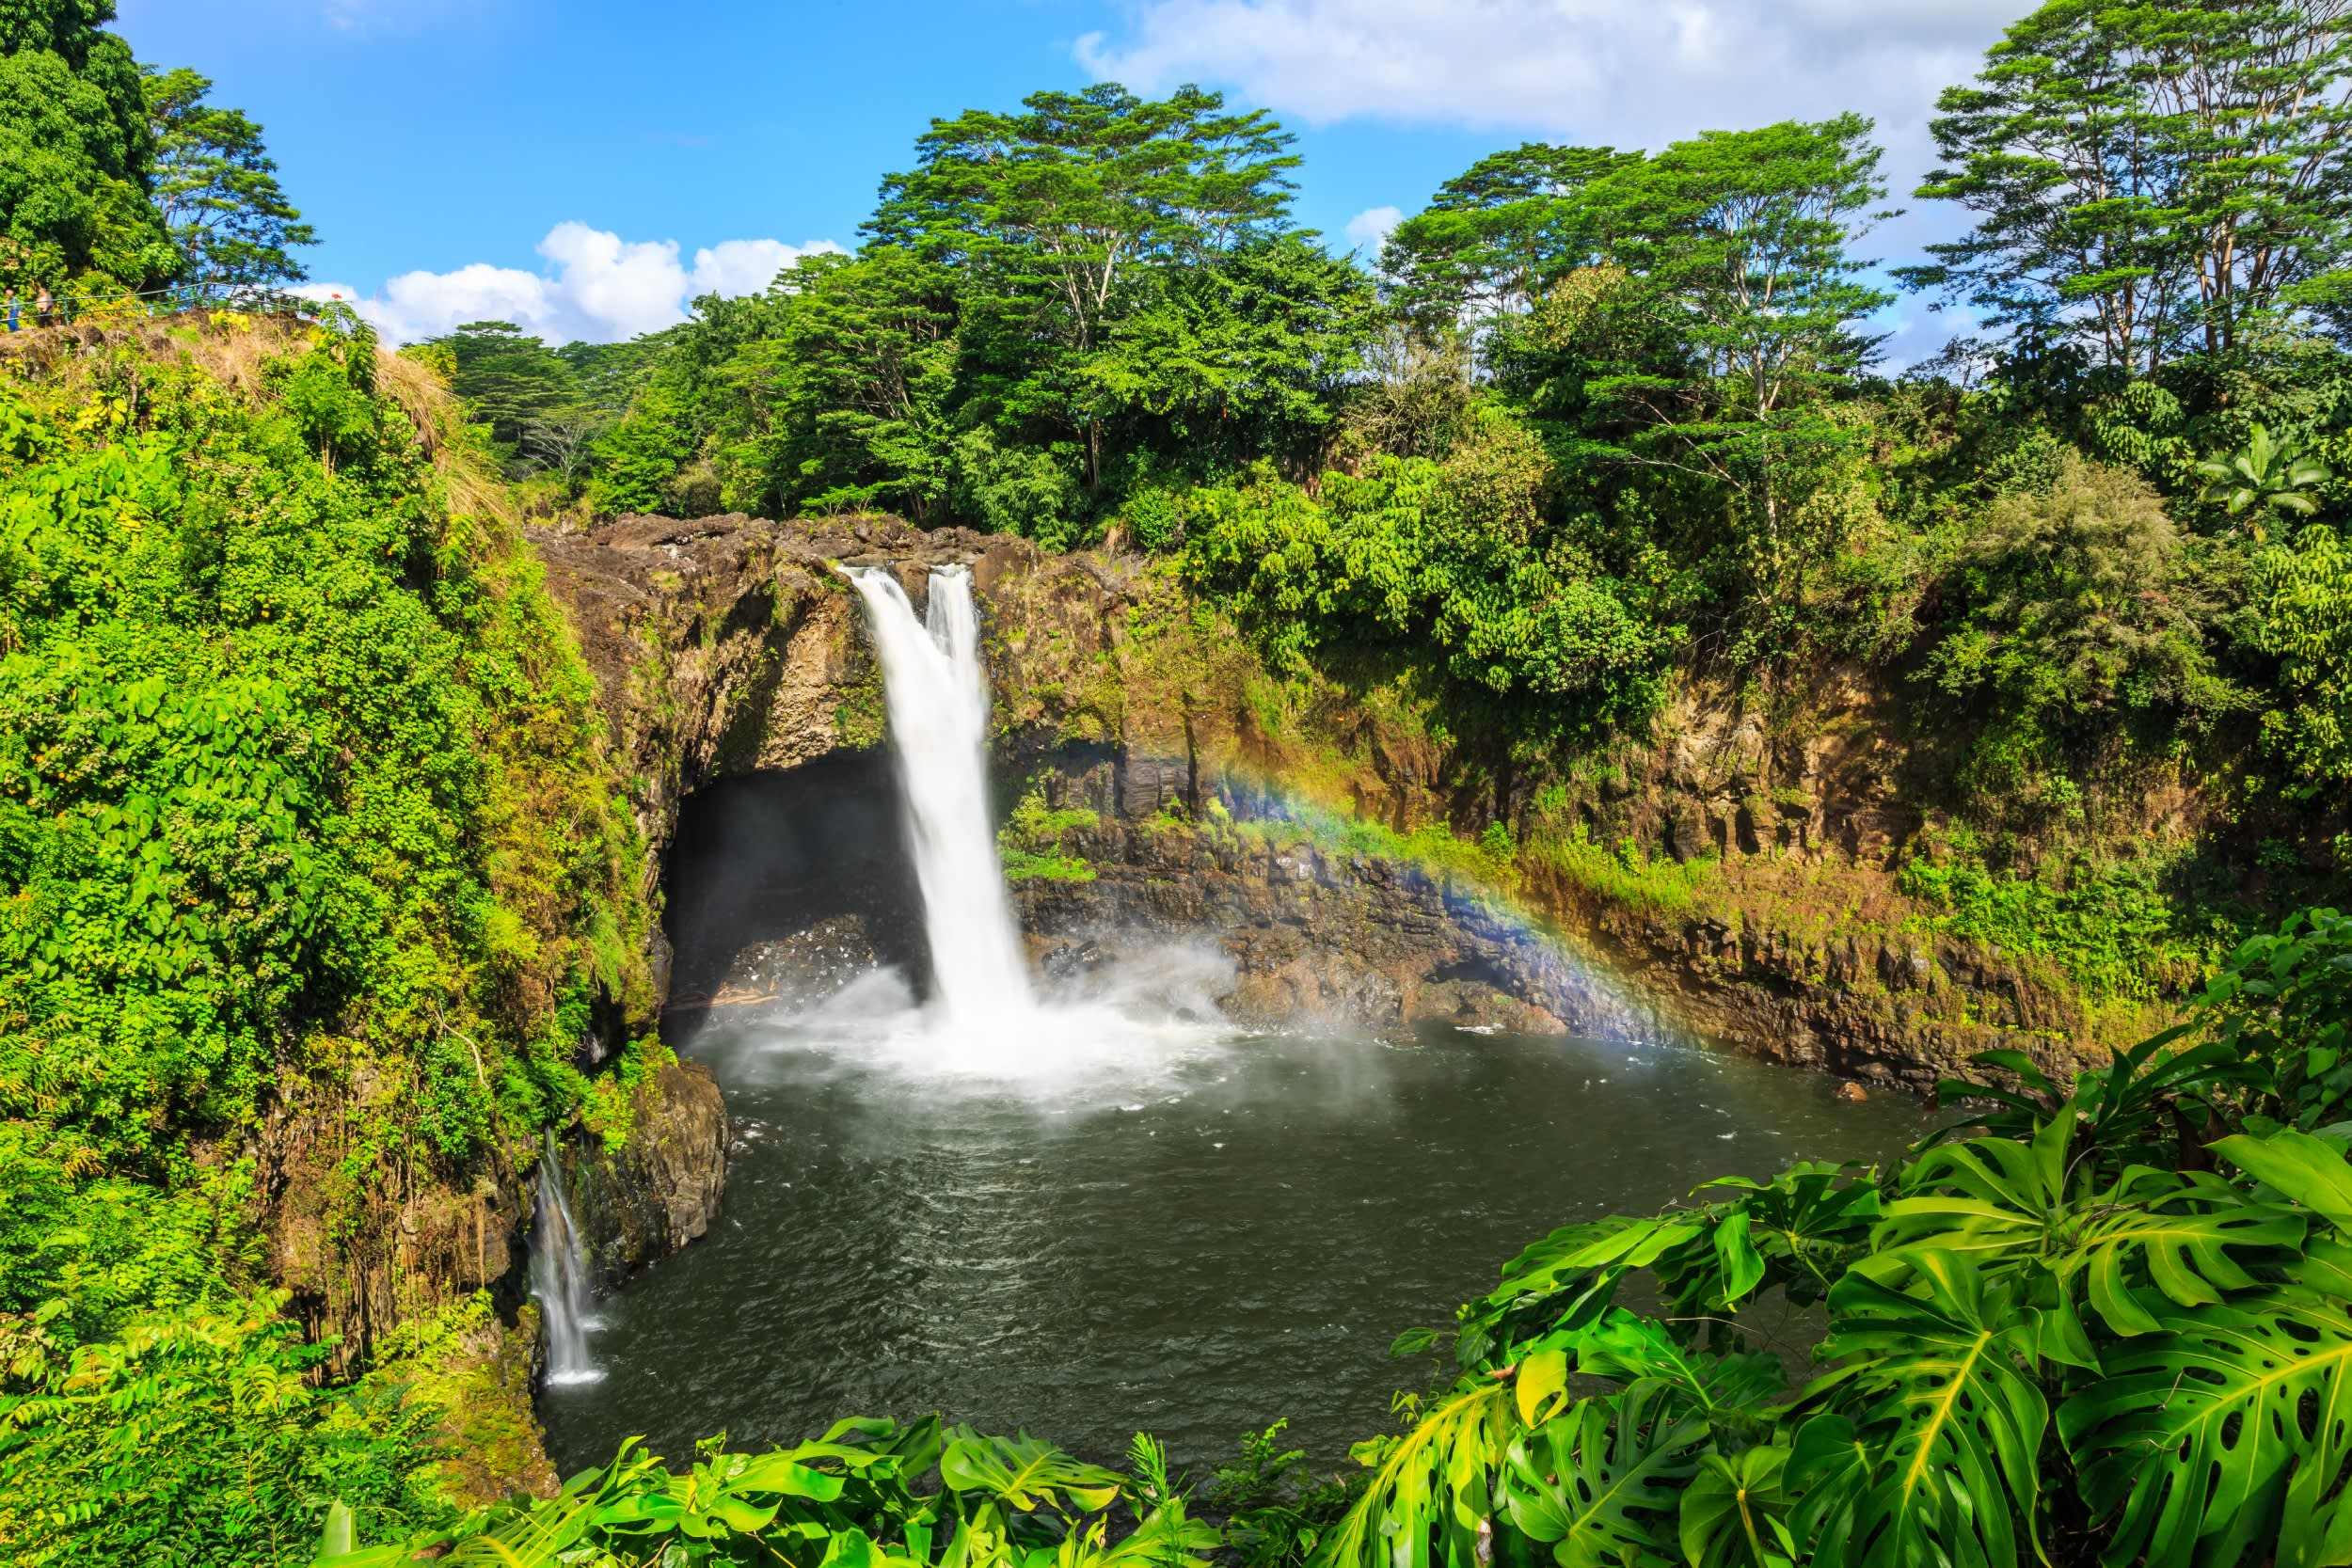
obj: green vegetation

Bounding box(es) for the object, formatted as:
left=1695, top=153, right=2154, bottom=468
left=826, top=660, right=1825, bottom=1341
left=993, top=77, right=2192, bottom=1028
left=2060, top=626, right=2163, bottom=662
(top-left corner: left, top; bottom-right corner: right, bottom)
left=1898, top=851, right=2220, bottom=1003
left=997, top=789, right=1102, bottom=883
left=1524, top=825, right=1717, bottom=918
left=0, top=318, right=658, bottom=1561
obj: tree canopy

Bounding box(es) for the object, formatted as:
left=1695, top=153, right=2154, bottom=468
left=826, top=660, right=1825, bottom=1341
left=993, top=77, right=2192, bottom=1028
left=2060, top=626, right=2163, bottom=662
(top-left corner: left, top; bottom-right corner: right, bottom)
left=1903, top=0, right=2352, bottom=372
left=143, top=66, right=313, bottom=286
left=0, top=6, right=303, bottom=294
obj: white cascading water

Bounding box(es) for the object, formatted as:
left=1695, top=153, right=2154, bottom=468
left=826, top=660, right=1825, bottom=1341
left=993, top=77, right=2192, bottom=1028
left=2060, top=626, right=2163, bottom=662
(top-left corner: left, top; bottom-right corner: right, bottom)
left=530, top=1132, right=601, bottom=1386
left=845, top=567, right=1038, bottom=1048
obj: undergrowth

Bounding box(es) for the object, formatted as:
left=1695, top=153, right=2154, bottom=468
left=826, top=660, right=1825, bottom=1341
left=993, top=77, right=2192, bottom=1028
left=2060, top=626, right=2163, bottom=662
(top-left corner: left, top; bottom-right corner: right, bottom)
left=1897, top=850, right=2231, bottom=1002
left=0, top=317, right=661, bottom=1564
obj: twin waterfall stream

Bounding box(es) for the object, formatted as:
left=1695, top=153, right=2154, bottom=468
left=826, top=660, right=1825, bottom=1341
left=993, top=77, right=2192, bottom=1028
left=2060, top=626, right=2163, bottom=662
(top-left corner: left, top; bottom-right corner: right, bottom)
left=531, top=565, right=1045, bottom=1383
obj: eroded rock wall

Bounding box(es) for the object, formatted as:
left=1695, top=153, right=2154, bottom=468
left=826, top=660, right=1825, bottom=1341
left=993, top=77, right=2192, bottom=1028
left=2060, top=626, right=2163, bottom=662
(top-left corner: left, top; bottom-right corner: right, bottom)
left=555, top=1059, right=729, bottom=1285
left=532, top=511, right=2127, bottom=1088
left=1011, top=816, right=1676, bottom=1042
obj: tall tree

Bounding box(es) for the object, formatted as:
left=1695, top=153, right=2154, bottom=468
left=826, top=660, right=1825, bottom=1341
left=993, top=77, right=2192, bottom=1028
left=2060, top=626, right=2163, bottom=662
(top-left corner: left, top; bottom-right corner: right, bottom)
left=1597, top=113, right=1891, bottom=421
left=1904, top=0, right=2352, bottom=373
left=420, top=320, right=584, bottom=457
left=1082, top=231, right=1382, bottom=470
left=867, top=81, right=1299, bottom=484
left=715, top=248, right=963, bottom=520
left=0, top=0, right=168, bottom=289
left=1378, top=143, right=1638, bottom=330
left=1586, top=115, right=1893, bottom=595
left=142, top=66, right=312, bottom=287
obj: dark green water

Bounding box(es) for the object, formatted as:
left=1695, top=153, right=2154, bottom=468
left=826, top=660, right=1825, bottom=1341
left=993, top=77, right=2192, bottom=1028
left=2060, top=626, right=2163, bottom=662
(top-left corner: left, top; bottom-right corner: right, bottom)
left=539, top=1012, right=1918, bottom=1477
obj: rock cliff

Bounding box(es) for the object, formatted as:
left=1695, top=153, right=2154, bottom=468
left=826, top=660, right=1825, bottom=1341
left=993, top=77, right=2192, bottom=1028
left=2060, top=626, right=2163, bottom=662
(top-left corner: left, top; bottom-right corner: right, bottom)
left=555, top=1059, right=730, bottom=1284
left=531, top=511, right=2132, bottom=1089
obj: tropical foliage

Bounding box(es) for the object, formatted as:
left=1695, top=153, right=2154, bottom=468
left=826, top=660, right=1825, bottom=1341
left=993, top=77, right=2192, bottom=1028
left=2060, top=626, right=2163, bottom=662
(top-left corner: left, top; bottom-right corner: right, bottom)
left=0, top=316, right=660, bottom=1564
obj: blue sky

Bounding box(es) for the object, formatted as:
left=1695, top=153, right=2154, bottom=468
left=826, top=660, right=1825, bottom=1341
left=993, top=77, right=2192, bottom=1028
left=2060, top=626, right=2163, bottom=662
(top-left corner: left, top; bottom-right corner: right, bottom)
left=112, top=0, right=2026, bottom=353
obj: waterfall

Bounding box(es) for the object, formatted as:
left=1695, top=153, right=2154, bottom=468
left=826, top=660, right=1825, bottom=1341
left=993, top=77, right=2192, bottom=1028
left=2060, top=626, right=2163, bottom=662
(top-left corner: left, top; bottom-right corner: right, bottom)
left=530, top=1132, right=601, bottom=1386
left=845, top=566, right=1037, bottom=1038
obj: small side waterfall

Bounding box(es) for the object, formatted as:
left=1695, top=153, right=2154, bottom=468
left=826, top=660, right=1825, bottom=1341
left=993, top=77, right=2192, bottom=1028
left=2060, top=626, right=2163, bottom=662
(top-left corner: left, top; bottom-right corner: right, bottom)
left=845, top=566, right=1038, bottom=1038
left=530, top=1132, right=601, bottom=1386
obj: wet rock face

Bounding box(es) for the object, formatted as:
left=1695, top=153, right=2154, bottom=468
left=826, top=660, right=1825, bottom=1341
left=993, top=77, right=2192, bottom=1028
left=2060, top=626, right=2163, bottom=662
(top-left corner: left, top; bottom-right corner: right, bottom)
left=1012, top=812, right=1678, bottom=1042
left=554, top=1059, right=729, bottom=1286
left=249, top=1071, right=532, bottom=1376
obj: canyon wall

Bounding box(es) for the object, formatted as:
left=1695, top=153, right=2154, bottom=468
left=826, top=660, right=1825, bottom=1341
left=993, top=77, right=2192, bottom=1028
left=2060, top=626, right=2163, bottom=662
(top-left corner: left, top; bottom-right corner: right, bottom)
left=532, top=512, right=2125, bottom=1090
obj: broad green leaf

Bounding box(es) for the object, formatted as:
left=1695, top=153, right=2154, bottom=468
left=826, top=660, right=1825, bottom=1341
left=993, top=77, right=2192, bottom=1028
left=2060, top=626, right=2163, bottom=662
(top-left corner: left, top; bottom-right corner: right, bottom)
left=1679, top=1445, right=1793, bottom=1568
left=2074, top=1192, right=2300, bottom=1335
left=2214, top=1128, right=2352, bottom=1232
left=1517, top=1346, right=1569, bottom=1427
left=1575, top=1312, right=1786, bottom=1418
left=1499, top=1384, right=1704, bottom=1568
left=939, top=1432, right=1123, bottom=1515
left=1802, top=1251, right=2046, bottom=1568
left=1712, top=1211, right=1767, bottom=1306
left=2058, top=1290, right=2352, bottom=1568
left=1784, top=1414, right=1870, bottom=1568
left=1321, top=1383, right=1512, bottom=1568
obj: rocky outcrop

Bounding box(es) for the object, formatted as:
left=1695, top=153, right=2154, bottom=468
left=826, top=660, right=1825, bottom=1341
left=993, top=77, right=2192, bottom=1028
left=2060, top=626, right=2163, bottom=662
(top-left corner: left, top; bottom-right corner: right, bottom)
left=1527, top=865, right=2096, bottom=1093
left=554, top=1059, right=729, bottom=1285
left=1011, top=816, right=1677, bottom=1041
left=529, top=513, right=1252, bottom=928
left=248, top=1069, right=534, bottom=1378
left=532, top=511, right=2137, bottom=1092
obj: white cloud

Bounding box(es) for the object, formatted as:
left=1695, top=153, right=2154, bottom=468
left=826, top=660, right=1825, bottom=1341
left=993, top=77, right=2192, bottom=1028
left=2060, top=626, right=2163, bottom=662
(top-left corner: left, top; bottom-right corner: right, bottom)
left=320, top=224, right=847, bottom=345
left=1077, top=0, right=2017, bottom=230
left=690, top=238, right=820, bottom=297
left=1344, top=205, right=1404, bottom=256
left=1077, top=1, right=2008, bottom=140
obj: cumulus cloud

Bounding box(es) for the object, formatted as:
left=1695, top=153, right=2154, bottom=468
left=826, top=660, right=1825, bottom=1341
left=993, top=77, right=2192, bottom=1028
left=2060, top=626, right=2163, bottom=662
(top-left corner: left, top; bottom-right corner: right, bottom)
left=311, top=223, right=846, bottom=345
left=1078, top=0, right=2015, bottom=211
left=1080, top=0, right=2018, bottom=366
left=1343, top=205, right=1404, bottom=256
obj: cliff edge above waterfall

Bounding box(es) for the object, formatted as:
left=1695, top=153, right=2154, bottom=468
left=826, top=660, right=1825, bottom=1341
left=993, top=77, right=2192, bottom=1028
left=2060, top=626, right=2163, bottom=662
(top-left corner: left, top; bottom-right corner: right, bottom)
left=534, top=510, right=2166, bottom=1085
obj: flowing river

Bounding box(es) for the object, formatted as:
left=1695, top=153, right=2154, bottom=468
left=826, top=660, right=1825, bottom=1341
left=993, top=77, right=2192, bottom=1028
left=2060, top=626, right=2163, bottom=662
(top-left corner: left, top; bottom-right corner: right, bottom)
left=535, top=565, right=1922, bottom=1476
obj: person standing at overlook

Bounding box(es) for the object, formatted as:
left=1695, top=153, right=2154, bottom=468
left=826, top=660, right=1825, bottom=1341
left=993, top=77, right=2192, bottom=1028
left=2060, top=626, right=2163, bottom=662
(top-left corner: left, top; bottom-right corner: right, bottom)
left=34, top=283, right=55, bottom=327
left=5, top=291, right=16, bottom=333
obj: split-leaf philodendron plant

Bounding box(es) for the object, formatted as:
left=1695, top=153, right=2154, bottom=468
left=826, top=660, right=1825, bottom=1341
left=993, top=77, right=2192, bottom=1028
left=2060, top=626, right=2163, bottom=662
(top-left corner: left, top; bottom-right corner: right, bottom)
left=319, top=907, right=2352, bottom=1568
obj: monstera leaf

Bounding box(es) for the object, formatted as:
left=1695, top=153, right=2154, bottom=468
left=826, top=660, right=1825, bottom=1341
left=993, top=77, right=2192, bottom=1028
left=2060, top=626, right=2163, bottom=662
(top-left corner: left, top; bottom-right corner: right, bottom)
left=1677, top=1446, right=1795, bottom=1568
left=1573, top=1311, right=1787, bottom=1425
left=2058, top=1289, right=2352, bottom=1568
left=2215, top=1127, right=2352, bottom=1232
left=1459, top=1217, right=1654, bottom=1368
left=1693, top=1164, right=1883, bottom=1306
left=1499, top=1382, right=1706, bottom=1568
left=1878, top=1117, right=2300, bottom=1339
left=1796, top=1251, right=2047, bottom=1568
left=937, top=1432, right=1123, bottom=1516
left=2068, top=1174, right=2302, bottom=1335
